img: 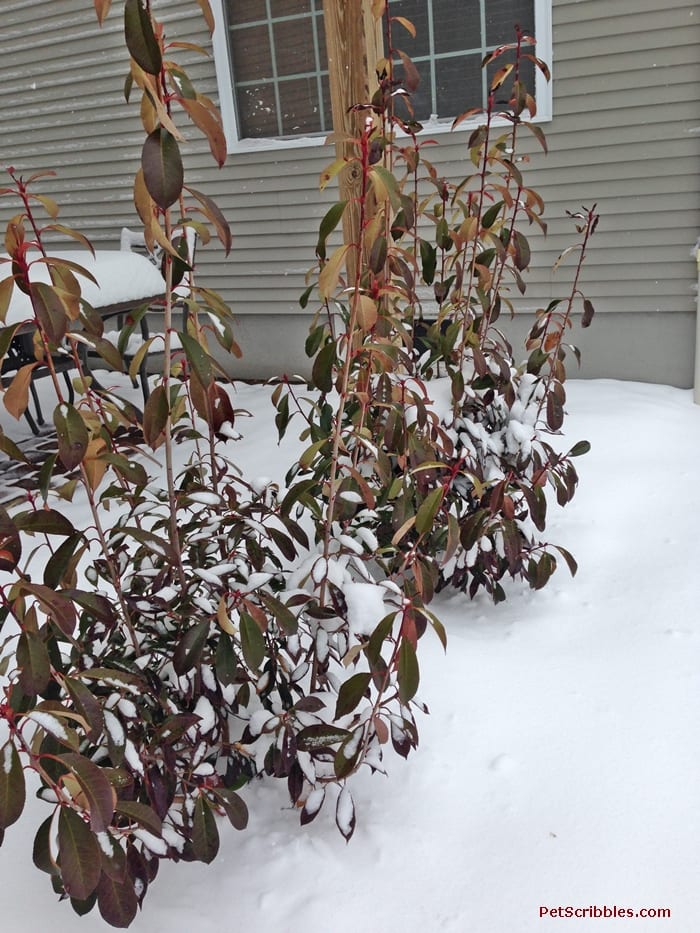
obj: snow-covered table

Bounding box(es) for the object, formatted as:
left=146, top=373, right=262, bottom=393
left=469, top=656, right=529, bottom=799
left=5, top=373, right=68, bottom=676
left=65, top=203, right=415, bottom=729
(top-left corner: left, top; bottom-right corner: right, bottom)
left=3, top=249, right=166, bottom=327
left=1, top=250, right=166, bottom=431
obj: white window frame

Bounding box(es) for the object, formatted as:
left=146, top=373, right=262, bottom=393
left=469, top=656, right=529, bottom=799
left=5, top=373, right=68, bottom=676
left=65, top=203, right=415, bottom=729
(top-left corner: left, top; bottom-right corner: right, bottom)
left=210, top=0, right=552, bottom=154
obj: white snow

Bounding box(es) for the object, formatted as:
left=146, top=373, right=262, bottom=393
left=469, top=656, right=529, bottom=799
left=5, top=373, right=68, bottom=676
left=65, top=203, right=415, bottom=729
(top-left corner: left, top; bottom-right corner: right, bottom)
left=25, top=711, right=68, bottom=742
left=1, top=376, right=700, bottom=931
left=3, top=250, right=166, bottom=325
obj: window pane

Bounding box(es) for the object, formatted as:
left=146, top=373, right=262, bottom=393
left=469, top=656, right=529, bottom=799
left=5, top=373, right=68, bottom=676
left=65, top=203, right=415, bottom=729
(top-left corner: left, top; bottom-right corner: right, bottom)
left=485, top=0, right=534, bottom=45
left=274, top=19, right=316, bottom=76
left=433, top=1, right=481, bottom=56
left=237, top=84, right=278, bottom=138
left=270, top=0, right=311, bottom=15
left=279, top=77, right=323, bottom=135
left=227, top=0, right=261, bottom=28
left=436, top=53, right=482, bottom=117
left=230, top=24, right=272, bottom=83
left=388, top=0, right=430, bottom=59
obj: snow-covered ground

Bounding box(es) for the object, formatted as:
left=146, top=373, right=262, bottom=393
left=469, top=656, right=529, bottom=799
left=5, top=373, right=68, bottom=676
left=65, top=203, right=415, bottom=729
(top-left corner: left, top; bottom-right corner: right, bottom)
left=2, top=377, right=699, bottom=932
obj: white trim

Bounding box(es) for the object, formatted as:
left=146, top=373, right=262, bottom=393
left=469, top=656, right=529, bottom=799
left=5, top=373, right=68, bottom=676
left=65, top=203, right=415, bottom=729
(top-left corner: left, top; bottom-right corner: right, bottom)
left=210, top=0, right=553, bottom=154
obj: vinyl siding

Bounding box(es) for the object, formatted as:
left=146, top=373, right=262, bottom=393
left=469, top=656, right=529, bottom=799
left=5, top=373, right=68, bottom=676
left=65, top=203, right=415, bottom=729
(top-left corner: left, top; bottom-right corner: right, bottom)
left=1, top=0, right=699, bottom=383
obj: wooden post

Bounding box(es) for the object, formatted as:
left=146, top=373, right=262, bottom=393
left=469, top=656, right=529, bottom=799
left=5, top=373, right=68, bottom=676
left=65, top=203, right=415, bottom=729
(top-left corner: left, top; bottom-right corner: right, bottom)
left=322, top=0, right=383, bottom=281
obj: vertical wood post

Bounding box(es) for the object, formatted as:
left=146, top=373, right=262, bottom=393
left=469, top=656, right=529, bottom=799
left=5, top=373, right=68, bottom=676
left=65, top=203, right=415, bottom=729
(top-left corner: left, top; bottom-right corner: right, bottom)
left=322, top=0, right=383, bottom=281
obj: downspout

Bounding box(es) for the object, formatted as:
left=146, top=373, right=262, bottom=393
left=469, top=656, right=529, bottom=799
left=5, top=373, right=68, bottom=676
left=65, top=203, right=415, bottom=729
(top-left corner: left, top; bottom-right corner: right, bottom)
left=695, top=238, right=700, bottom=404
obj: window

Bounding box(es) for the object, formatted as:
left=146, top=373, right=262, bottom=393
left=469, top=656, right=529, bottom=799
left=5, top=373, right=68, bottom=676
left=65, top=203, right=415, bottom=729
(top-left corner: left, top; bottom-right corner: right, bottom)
left=210, top=1, right=552, bottom=149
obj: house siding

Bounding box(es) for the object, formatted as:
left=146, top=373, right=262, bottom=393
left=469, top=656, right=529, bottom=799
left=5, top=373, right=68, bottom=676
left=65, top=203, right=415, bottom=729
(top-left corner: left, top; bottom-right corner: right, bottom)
left=1, top=0, right=698, bottom=384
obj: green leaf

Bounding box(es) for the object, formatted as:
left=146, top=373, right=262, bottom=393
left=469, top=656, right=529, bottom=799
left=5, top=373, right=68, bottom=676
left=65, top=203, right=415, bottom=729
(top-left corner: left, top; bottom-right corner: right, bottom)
left=316, top=200, right=347, bottom=260
left=555, top=545, right=578, bottom=577
left=210, top=787, right=248, bottom=831
left=124, top=0, right=162, bottom=75
left=57, top=807, right=101, bottom=901
left=192, top=795, right=219, bottom=864
left=142, top=384, right=169, bottom=448
left=141, top=128, right=184, bottom=210
left=481, top=200, right=504, bottom=229
left=0, top=741, right=26, bottom=832
left=311, top=340, right=336, bottom=393
left=334, top=733, right=364, bottom=780
left=513, top=229, right=531, bottom=271
left=180, top=331, right=214, bottom=388
left=296, top=724, right=351, bottom=752
left=420, top=239, right=436, bottom=285
left=53, top=403, right=88, bottom=471
left=14, top=508, right=75, bottom=537
left=96, top=868, right=139, bottom=928
left=214, top=633, right=238, bottom=687
left=70, top=891, right=98, bottom=917
left=369, top=165, right=401, bottom=210
left=240, top=611, right=265, bottom=672
left=29, top=281, right=68, bottom=344
left=334, top=672, right=372, bottom=719
left=59, top=753, right=116, bottom=833
left=568, top=439, right=591, bottom=458
left=259, top=593, right=298, bottom=636
left=102, top=452, right=148, bottom=487
left=397, top=638, right=419, bottom=704
left=173, top=619, right=210, bottom=676
left=115, top=800, right=162, bottom=838
left=415, top=486, right=444, bottom=536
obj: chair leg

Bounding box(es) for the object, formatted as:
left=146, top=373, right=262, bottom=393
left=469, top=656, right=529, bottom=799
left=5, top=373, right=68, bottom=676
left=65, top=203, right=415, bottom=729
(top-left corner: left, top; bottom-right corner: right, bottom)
left=29, top=381, right=44, bottom=427
left=62, top=370, right=75, bottom=406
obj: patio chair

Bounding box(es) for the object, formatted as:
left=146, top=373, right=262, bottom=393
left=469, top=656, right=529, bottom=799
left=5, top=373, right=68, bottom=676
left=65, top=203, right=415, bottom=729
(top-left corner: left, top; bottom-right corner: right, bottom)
left=1, top=334, right=75, bottom=435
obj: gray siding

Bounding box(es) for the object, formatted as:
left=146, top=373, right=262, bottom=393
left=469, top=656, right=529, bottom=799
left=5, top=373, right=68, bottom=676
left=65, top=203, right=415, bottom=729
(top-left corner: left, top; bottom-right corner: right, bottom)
left=1, top=0, right=699, bottom=384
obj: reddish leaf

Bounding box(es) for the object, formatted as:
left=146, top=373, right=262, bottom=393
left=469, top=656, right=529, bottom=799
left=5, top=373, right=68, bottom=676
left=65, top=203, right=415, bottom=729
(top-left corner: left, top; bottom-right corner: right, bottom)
left=59, top=753, right=116, bottom=834
left=20, top=580, right=77, bottom=635
left=3, top=363, right=36, bottom=421
left=16, top=630, right=51, bottom=695
left=211, top=788, right=248, bottom=831
left=142, top=129, right=184, bottom=210
left=0, top=741, right=26, bottom=831
left=0, top=506, right=21, bottom=571
left=94, top=0, right=113, bottom=26
left=184, top=186, right=232, bottom=255
left=58, top=807, right=101, bottom=901
left=96, top=868, right=139, bottom=928
left=180, top=98, right=227, bottom=167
